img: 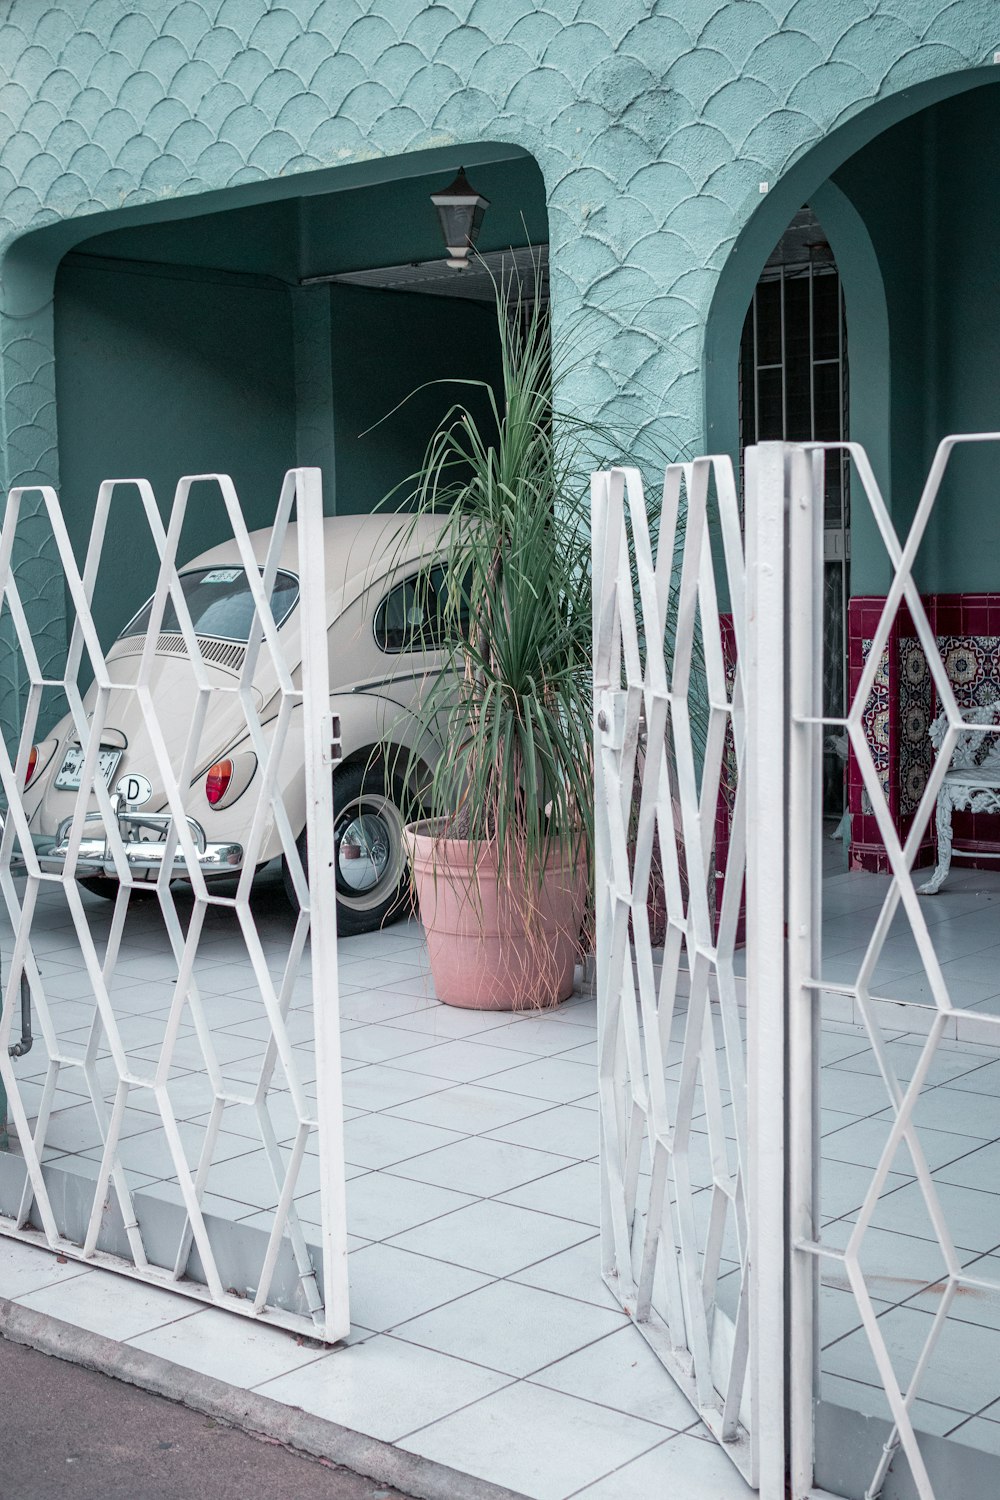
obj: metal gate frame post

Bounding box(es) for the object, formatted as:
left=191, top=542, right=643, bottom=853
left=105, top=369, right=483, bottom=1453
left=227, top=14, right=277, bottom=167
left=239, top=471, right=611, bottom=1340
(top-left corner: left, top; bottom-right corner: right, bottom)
left=785, top=446, right=826, bottom=1496
left=744, top=441, right=791, bottom=1497
left=591, top=466, right=619, bottom=1293
left=296, top=466, right=350, bottom=1345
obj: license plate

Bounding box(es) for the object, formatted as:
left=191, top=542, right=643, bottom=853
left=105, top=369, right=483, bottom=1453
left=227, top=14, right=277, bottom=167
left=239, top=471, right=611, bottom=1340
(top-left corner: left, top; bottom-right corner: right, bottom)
left=54, top=745, right=123, bottom=792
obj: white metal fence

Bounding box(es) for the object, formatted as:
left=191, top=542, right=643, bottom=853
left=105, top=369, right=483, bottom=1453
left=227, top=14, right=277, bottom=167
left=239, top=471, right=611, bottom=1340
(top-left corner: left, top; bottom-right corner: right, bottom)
left=592, top=456, right=784, bottom=1491
left=595, top=440, right=1000, bottom=1500
left=0, top=467, right=348, bottom=1341
left=787, top=437, right=1000, bottom=1500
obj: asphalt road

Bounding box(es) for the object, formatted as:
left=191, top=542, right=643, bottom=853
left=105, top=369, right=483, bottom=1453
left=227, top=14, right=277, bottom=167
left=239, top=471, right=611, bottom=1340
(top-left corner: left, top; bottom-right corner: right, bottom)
left=0, top=1335, right=414, bottom=1500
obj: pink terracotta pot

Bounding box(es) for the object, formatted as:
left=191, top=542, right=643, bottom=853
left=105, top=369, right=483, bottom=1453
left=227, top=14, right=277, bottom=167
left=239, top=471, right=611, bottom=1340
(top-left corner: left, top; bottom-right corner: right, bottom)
left=406, top=821, right=588, bottom=1010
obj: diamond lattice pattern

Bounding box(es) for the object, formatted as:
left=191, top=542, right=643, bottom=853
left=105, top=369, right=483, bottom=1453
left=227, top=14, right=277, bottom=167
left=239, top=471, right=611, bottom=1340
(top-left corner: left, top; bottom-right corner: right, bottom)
left=592, top=460, right=753, bottom=1480
left=800, top=438, right=1000, bottom=1500
left=0, top=469, right=347, bottom=1340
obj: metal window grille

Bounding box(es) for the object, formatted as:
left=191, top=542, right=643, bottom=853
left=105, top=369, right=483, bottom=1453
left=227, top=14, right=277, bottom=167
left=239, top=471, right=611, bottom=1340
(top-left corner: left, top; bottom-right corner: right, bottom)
left=739, top=210, right=850, bottom=810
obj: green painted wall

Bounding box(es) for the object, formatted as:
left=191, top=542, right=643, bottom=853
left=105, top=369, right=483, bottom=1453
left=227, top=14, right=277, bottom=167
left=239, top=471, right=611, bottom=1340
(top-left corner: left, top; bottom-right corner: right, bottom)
left=832, top=82, right=1000, bottom=594
left=76, top=197, right=301, bottom=281
left=54, top=259, right=297, bottom=646
left=1, top=2, right=998, bottom=740
left=706, top=77, right=1000, bottom=600
left=299, top=157, right=547, bottom=277
left=328, top=284, right=502, bottom=516
left=73, top=156, right=547, bottom=284
left=919, top=85, right=1000, bottom=594
left=51, top=153, right=539, bottom=641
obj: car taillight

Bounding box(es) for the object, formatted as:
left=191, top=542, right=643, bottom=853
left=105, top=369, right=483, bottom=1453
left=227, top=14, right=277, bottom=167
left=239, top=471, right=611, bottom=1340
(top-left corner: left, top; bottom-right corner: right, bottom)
left=205, top=760, right=233, bottom=806
left=25, top=746, right=38, bottom=787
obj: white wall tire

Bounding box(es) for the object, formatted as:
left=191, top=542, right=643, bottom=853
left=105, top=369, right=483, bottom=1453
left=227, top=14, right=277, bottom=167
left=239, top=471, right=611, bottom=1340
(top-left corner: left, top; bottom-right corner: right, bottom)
left=283, top=762, right=411, bottom=935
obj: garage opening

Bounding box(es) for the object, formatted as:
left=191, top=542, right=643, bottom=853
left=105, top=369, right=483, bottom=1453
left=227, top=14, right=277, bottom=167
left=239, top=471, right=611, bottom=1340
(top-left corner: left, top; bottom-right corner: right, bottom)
left=51, top=151, right=548, bottom=650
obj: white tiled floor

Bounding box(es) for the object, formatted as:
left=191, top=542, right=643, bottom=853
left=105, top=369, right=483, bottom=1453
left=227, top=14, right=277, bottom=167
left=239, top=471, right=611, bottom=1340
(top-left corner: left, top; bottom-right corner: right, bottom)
left=2, top=864, right=1000, bottom=1495
left=813, top=865, right=1000, bottom=1461
left=0, top=875, right=750, bottom=1500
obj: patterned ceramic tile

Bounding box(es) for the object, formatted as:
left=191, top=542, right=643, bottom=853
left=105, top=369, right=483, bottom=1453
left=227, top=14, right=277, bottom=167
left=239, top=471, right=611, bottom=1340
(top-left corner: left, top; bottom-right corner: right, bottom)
left=859, top=637, right=891, bottom=815
left=898, top=636, right=933, bottom=816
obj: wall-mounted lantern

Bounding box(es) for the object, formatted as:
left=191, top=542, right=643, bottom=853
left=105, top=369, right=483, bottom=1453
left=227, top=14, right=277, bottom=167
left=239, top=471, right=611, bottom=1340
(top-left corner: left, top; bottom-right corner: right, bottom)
left=430, top=167, right=490, bottom=270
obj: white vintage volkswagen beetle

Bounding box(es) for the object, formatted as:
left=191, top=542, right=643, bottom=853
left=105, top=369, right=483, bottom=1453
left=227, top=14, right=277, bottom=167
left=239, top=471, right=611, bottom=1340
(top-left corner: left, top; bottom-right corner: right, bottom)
left=19, top=514, right=450, bottom=934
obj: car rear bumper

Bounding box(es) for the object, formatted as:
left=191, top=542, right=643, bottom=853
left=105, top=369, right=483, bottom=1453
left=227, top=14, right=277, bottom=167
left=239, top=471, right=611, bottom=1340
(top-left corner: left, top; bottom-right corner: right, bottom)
left=3, top=809, right=243, bottom=880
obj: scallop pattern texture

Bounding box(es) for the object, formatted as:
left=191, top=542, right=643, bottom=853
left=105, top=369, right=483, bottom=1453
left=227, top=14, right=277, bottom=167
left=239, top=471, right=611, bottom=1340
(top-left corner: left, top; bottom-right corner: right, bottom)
left=0, top=0, right=994, bottom=728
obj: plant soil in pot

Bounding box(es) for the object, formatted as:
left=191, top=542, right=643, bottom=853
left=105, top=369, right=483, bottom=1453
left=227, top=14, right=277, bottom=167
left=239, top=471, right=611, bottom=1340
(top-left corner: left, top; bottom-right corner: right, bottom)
left=408, top=822, right=587, bottom=1010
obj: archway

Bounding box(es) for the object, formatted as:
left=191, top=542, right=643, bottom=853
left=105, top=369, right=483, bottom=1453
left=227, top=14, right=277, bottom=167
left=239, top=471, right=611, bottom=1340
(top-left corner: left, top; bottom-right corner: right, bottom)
left=704, top=72, right=1000, bottom=1500
left=0, top=145, right=548, bottom=728
left=708, top=72, right=1000, bottom=870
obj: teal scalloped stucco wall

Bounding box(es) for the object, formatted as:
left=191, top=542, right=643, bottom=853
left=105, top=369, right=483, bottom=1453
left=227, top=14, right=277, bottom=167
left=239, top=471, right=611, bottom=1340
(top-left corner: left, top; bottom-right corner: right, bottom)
left=1, top=0, right=999, bottom=733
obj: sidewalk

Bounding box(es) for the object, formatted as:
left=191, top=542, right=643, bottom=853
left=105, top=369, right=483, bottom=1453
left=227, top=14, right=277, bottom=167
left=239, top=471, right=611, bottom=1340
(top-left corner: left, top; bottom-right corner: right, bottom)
left=0, top=1233, right=749, bottom=1500
left=0, top=1331, right=412, bottom=1500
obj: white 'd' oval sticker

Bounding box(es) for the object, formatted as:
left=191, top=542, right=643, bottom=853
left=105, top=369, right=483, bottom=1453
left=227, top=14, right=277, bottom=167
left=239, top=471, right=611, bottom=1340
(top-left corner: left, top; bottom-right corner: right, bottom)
left=116, top=773, right=152, bottom=807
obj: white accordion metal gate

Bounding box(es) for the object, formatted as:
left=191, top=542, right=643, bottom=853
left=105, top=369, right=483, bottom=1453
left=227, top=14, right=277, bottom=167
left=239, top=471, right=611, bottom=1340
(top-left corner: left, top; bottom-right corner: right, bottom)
left=0, top=466, right=348, bottom=1341
left=592, top=453, right=786, bottom=1493
left=787, top=436, right=1000, bottom=1500
left=595, top=440, right=1000, bottom=1500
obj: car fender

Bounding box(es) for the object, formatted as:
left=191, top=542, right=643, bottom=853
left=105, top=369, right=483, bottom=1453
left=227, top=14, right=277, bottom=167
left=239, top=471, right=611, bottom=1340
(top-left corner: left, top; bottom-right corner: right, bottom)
left=192, top=690, right=443, bottom=866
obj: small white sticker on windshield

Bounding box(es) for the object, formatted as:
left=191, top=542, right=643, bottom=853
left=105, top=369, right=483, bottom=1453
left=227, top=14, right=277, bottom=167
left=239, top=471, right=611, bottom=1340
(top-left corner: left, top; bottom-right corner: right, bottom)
left=202, top=568, right=241, bottom=584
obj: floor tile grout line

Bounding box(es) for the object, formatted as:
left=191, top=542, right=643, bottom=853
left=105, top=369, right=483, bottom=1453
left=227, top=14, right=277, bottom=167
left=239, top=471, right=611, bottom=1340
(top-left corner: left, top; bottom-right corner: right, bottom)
left=240, top=1339, right=356, bottom=1392
left=390, top=1248, right=614, bottom=1315
left=17, top=894, right=1000, bottom=1470
left=389, top=1344, right=680, bottom=1446
left=342, top=1268, right=513, bottom=1340
left=817, top=1238, right=1000, bottom=1351
left=371, top=1224, right=600, bottom=1284
left=382, top=1313, right=641, bottom=1397
left=942, top=1390, right=1000, bottom=1437
left=824, top=1048, right=1000, bottom=1096
left=396, top=1390, right=689, bottom=1495
left=520, top=1331, right=701, bottom=1426
left=379, top=1138, right=590, bottom=1185
left=369, top=1161, right=600, bottom=1229
left=557, top=1431, right=705, bottom=1500
left=389, top=1375, right=522, bottom=1445
left=819, top=1366, right=970, bottom=1421
left=370, top=1035, right=601, bottom=1073
left=878, top=1236, right=1000, bottom=1334
left=380, top=1100, right=588, bottom=1135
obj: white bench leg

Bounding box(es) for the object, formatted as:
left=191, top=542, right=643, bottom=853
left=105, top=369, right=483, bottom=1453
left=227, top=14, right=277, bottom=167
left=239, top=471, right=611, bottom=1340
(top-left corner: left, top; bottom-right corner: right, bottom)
left=919, top=789, right=954, bottom=895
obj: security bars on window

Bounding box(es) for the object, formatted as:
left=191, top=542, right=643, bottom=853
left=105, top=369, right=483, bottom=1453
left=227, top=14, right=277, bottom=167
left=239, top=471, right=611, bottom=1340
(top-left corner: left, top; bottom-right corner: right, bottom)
left=0, top=468, right=348, bottom=1341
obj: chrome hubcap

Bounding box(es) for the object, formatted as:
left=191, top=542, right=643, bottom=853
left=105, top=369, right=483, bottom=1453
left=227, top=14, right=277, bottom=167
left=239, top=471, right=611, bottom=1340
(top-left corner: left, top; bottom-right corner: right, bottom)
left=336, top=811, right=392, bottom=894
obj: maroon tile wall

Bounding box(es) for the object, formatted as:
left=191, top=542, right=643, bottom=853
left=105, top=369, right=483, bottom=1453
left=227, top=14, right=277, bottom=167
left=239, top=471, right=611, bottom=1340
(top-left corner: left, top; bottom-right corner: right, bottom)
left=848, top=594, right=1000, bottom=871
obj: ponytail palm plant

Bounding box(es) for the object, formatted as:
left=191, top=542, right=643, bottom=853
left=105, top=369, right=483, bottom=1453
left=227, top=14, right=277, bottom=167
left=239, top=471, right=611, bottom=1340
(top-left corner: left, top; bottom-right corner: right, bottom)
left=389, top=280, right=594, bottom=935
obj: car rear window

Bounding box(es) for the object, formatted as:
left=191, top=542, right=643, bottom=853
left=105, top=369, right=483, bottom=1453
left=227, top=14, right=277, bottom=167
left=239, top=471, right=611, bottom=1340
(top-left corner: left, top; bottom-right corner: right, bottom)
left=119, top=568, right=300, bottom=643
left=374, top=566, right=468, bottom=653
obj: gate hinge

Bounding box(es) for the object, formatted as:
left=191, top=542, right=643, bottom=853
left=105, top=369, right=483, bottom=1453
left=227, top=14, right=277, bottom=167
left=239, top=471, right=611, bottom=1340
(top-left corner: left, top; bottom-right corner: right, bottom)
left=321, top=713, right=343, bottom=768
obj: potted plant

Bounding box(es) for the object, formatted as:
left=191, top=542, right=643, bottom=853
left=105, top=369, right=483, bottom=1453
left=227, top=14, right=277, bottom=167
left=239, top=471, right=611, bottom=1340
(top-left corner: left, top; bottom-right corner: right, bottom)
left=382, top=280, right=593, bottom=1010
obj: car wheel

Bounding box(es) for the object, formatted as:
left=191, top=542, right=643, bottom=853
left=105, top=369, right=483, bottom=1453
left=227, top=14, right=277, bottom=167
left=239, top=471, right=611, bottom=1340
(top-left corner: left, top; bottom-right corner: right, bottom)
left=78, top=877, right=156, bottom=902
left=283, top=762, right=411, bottom=936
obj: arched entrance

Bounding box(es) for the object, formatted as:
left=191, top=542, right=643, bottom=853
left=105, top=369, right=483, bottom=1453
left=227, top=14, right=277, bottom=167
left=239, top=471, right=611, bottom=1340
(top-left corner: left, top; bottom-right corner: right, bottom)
left=738, top=205, right=851, bottom=815
left=0, top=145, right=548, bottom=733
left=709, top=73, right=1000, bottom=876
left=696, top=70, right=1000, bottom=1500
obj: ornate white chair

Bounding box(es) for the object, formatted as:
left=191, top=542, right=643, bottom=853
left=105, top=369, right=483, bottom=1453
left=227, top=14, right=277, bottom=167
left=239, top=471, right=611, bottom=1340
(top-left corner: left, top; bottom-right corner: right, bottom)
left=920, top=704, right=1000, bottom=894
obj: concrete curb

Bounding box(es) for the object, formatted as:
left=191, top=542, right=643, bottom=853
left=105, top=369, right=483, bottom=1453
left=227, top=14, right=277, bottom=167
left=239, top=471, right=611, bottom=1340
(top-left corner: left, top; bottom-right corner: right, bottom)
left=0, top=1296, right=529, bottom=1500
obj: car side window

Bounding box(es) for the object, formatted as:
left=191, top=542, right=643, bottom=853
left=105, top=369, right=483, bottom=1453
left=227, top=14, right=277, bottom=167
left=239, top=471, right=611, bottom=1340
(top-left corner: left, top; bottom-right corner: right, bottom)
left=374, top=567, right=450, bottom=654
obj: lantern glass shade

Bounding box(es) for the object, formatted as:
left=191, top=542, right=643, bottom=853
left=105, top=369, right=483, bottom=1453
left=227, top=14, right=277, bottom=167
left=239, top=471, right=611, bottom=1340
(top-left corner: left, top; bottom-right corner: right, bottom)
left=430, top=167, right=490, bottom=269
